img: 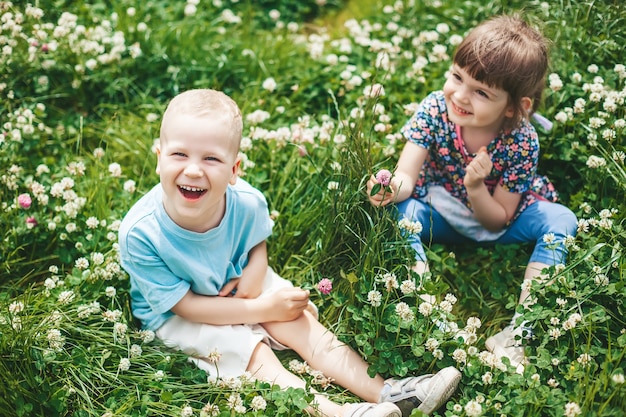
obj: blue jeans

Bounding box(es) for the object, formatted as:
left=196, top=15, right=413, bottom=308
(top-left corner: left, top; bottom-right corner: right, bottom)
left=396, top=198, right=578, bottom=266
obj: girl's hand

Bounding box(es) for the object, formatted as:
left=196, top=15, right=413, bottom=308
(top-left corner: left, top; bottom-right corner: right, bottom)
left=266, top=288, right=310, bottom=322
left=464, top=146, right=492, bottom=189
left=218, top=278, right=240, bottom=297
left=366, top=175, right=396, bottom=206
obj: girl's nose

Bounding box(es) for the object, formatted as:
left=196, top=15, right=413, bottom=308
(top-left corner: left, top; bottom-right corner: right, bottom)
left=184, top=163, right=202, bottom=177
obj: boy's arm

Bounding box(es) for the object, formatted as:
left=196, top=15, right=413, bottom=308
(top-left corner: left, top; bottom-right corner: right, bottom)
left=219, top=240, right=267, bottom=299
left=170, top=286, right=310, bottom=325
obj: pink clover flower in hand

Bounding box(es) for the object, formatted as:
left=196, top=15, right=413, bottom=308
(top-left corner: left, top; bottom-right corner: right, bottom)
left=375, top=169, right=392, bottom=187
left=317, top=278, right=333, bottom=295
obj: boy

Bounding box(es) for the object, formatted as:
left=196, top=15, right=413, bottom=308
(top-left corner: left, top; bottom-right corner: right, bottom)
left=119, top=89, right=461, bottom=416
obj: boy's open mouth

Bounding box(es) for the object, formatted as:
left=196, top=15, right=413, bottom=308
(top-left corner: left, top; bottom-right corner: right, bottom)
left=178, top=185, right=207, bottom=200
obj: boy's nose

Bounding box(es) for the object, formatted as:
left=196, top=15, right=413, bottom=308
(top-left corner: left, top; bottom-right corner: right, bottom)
left=184, top=163, right=202, bottom=177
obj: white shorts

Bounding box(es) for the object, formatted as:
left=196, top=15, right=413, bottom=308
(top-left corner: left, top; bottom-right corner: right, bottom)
left=156, top=267, right=305, bottom=378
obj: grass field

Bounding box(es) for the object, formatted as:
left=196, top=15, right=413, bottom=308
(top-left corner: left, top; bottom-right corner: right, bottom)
left=0, top=1, right=624, bottom=416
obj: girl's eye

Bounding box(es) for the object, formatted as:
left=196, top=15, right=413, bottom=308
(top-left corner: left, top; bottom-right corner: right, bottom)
left=173, top=152, right=186, bottom=157
left=204, top=156, right=218, bottom=161
left=476, top=90, right=489, bottom=98
left=452, top=73, right=462, bottom=81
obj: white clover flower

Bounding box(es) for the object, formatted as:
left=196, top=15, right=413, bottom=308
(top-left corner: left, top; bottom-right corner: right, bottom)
left=395, top=302, right=415, bottom=321
left=114, top=322, right=128, bottom=338
left=464, top=400, right=482, bottom=417
left=548, top=378, right=559, bottom=388
left=542, top=232, right=555, bottom=244
left=367, top=290, right=382, bottom=307
left=564, top=402, right=582, bottom=417
left=425, top=338, right=439, bottom=351
left=108, top=163, right=122, bottom=177
left=9, top=301, right=24, bottom=314
left=75, top=257, right=89, bottom=270
left=124, top=180, right=136, bottom=193
left=250, top=396, right=267, bottom=411
left=103, top=309, right=123, bottom=322
left=227, top=393, right=244, bottom=411
left=418, top=301, right=433, bottom=317
left=400, top=279, right=416, bottom=294
left=363, top=83, right=385, bottom=98
left=612, top=373, right=625, bottom=384
left=398, top=218, right=423, bottom=234
left=58, top=290, right=76, bottom=304
left=433, top=349, right=444, bottom=360
left=200, top=403, right=219, bottom=417
left=452, top=348, right=467, bottom=364
left=577, top=353, right=592, bottom=366
left=466, top=316, right=482, bottom=331
left=439, top=300, right=453, bottom=313
left=130, top=344, right=142, bottom=358
left=262, top=77, right=277, bottom=92
left=327, top=181, right=339, bottom=191
left=586, top=155, right=606, bottom=168
left=381, top=272, right=398, bottom=292
left=118, top=358, right=131, bottom=372
left=206, top=348, right=222, bottom=364
left=139, top=329, right=155, bottom=343
left=594, top=274, right=609, bottom=286
left=481, top=371, right=493, bottom=384
left=47, top=328, right=65, bottom=351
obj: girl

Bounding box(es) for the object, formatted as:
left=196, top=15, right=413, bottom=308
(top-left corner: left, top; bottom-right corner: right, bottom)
left=367, top=15, right=577, bottom=373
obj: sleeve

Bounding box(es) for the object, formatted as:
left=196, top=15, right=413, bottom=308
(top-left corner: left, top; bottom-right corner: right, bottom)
left=400, top=92, right=446, bottom=149
left=121, top=231, right=191, bottom=317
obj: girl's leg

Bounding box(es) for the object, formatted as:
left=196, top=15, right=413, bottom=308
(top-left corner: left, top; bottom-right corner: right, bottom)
left=496, top=201, right=577, bottom=307
left=396, top=198, right=470, bottom=274
left=261, top=311, right=385, bottom=403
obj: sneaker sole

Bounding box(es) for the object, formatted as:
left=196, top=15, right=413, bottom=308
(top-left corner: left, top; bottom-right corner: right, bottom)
left=416, top=367, right=462, bottom=414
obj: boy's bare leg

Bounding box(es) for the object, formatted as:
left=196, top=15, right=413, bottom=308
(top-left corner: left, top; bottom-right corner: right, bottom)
left=247, top=341, right=346, bottom=416
left=261, top=311, right=385, bottom=403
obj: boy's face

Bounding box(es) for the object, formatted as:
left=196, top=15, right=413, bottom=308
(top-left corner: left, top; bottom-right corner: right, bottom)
left=443, top=65, right=514, bottom=134
left=157, top=113, right=240, bottom=233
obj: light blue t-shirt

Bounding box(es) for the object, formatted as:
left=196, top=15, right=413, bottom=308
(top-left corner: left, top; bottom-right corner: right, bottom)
left=119, top=178, right=273, bottom=330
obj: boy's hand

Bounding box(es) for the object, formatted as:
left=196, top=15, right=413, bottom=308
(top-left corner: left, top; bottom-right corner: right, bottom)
left=464, top=146, right=492, bottom=189
left=266, top=287, right=310, bottom=322
left=218, top=278, right=240, bottom=297
left=367, top=175, right=396, bottom=206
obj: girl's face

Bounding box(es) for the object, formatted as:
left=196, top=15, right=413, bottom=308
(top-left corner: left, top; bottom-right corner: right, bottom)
left=157, top=113, right=240, bottom=233
left=443, top=65, right=515, bottom=135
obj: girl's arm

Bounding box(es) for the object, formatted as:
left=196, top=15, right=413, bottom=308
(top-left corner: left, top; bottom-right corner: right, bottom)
left=367, top=141, right=428, bottom=206
left=464, top=148, right=521, bottom=231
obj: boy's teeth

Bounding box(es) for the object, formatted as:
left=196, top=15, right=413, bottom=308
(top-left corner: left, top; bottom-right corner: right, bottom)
left=180, top=185, right=204, bottom=192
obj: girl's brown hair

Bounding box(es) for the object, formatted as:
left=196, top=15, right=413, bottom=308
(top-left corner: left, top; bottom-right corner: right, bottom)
left=453, top=15, right=549, bottom=129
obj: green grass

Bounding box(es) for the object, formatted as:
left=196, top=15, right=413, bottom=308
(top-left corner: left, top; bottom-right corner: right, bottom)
left=0, top=0, right=624, bottom=416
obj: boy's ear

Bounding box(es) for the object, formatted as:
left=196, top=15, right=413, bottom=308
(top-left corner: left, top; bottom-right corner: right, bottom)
left=155, top=143, right=161, bottom=175
left=229, top=156, right=241, bottom=185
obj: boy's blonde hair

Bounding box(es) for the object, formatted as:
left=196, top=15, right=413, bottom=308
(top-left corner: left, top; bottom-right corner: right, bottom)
left=453, top=15, right=549, bottom=129
left=160, top=89, right=243, bottom=149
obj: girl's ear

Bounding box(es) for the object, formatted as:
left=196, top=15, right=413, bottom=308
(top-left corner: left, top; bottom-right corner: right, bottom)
left=521, top=97, right=533, bottom=113
left=229, top=156, right=242, bottom=185
left=504, top=97, right=533, bottom=118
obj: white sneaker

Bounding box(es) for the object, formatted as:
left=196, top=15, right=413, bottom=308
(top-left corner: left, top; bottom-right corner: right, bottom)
left=343, top=402, right=401, bottom=417
left=485, top=325, right=528, bottom=374
left=379, top=366, right=462, bottom=416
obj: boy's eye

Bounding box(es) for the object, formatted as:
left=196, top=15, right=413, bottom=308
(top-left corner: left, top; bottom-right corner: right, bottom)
left=173, top=152, right=186, bottom=157
left=204, top=156, right=219, bottom=161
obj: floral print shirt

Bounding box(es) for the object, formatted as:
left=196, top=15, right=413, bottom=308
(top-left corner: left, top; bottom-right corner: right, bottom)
left=400, top=90, right=555, bottom=222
